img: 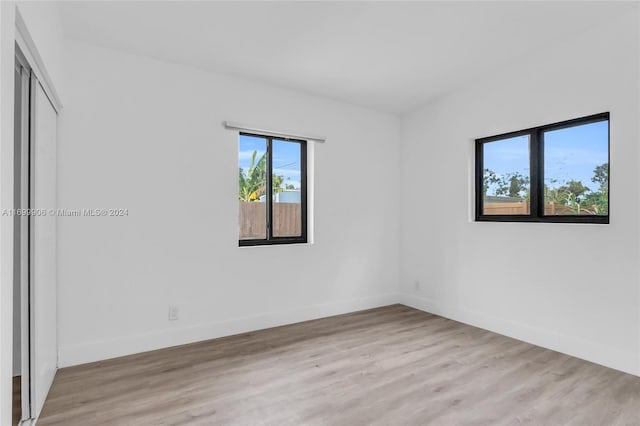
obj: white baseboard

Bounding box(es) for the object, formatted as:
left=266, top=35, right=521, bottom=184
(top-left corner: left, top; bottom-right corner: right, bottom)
left=59, top=292, right=639, bottom=378
left=58, top=293, right=400, bottom=367
left=399, top=293, right=639, bottom=377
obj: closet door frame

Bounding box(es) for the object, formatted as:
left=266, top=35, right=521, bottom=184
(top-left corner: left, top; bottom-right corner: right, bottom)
left=14, top=25, right=61, bottom=423
left=14, top=46, right=32, bottom=425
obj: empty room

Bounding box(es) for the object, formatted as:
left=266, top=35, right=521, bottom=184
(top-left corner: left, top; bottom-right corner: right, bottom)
left=1, top=1, right=639, bottom=425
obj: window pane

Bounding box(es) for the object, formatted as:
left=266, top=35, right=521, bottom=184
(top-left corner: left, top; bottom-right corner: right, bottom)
left=482, top=135, right=531, bottom=215
left=272, top=139, right=302, bottom=237
left=544, top=120, right=608, bottom=216
left=239, top=135, right=267, bottom=240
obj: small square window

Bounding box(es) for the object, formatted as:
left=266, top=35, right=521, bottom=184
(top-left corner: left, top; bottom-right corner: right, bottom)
left=476, top=113, right=609, bottom=224
left=238, top=133, right=307, bottom=245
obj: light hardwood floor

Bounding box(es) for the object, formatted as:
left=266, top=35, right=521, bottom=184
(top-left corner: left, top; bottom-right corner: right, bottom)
left=12, top=376, right=21, bottom=426
left=38, top=305, right=640, bottom=425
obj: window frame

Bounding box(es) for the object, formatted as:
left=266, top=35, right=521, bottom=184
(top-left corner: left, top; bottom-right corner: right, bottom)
left=475, top=112, right=610, bottom=224
left=238, top=132, right=308, bottom=246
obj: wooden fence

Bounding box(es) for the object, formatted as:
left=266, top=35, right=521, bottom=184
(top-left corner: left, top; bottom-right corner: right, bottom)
left=239, top=202, right=301, bottom=239
left=484, top=201, right=593, bottom=215
left=483, top=201, right=530, bottom=215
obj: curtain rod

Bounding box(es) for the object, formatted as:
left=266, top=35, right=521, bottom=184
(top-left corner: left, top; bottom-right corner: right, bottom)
left=223, top=121, right=326, bottom=143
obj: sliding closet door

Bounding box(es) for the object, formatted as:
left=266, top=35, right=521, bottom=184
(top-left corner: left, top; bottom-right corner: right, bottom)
left=30, top=76, right=57, bottom=418
left=15, top=54, right=32, bottom=423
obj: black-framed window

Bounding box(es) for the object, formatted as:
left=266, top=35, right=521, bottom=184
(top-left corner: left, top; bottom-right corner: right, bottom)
left=476, top=113, right=609, bottom=224
left=238, top=132, right=307, bottom=245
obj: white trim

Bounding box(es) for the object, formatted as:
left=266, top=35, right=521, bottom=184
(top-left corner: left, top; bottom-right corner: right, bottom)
left=14, top=9, right=62, bottom=113
left=57, top=292, right=640, bottom=376
left=224, top=121, right=326, bottom=143
left=0, top=4, right=16, bottom=425
left=17, top=61, right=31, bottom=423
left=399, top=293, right=640, bottom=377
left=58, top=293, right=398, bottom=367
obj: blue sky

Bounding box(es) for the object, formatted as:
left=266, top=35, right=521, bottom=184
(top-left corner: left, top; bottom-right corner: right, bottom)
left=239, top=135, right=302, bottom=189
left=484, top=121, right=608, bottom=195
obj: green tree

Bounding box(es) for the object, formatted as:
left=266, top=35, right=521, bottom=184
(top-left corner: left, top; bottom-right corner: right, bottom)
left=582, top=163, right=608, bottom=214
left=557, top=180, right=590, bottom=199
left=504, top=173, right=529, bottom=198
left=483, top=169, right=500, bottom=196
left=238, top=151, right=266, bottom=202
left=238, top=151, right=285, bottom=201
left=483, top=169, right=529, bottom=199
left=544, top=182, right=566, bottom=205
left=544, top=164, right=609, bottom=215
left=581, top=191, right=607, bottom=214
left=591, top=163, right=608, bottom=191
left=272, top=175, right=284, bottom=194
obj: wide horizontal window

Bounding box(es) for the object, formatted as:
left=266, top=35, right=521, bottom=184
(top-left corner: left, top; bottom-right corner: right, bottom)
left=238, top=133, right=307, bottom=245
left=476, top=113, right=609, bottom=224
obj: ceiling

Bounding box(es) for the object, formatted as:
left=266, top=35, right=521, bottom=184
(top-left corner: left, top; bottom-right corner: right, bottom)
left=58, top=1, right=632, bottom=115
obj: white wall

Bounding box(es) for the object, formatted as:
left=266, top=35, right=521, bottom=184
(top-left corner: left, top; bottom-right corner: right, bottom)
left=15, top=1, right=65, bottom=100
left=399, top=10, right=640, bottom=376
left=57, top=40, right=401, bottom=367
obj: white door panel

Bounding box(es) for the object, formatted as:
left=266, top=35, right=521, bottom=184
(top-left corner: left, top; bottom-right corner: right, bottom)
left=30, top=78, right=57, bottom=419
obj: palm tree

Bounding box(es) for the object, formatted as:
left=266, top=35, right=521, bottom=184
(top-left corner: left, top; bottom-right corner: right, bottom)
left=238, top=151, right=286, bottom=202
left=238, top=151, right=267, bottom=202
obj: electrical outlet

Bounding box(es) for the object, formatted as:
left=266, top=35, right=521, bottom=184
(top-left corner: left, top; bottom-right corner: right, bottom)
left=168, top=306, right=179, bottom=321
left=413, top=279, right=421, bottom=291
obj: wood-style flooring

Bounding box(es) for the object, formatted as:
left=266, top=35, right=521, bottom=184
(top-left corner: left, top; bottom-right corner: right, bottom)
left=37, top=305, right=640, bottom=425
left=12, top=376, right=21, bottom=426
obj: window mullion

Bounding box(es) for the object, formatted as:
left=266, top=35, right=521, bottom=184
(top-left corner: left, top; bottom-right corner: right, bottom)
left=529, top=130, right=541, bottom=218
left=536, top=129, right=545, bottom=218
left=475, top=142, right=484, bottom=218
left=266, top=137, right=273, bottom=240
left=299, top=140, right=308, bottom=243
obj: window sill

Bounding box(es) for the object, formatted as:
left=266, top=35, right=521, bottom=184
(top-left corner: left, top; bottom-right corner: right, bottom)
left=475, top=216, right=609, bottom=224
left=238, top=238, right=309, bottom=247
